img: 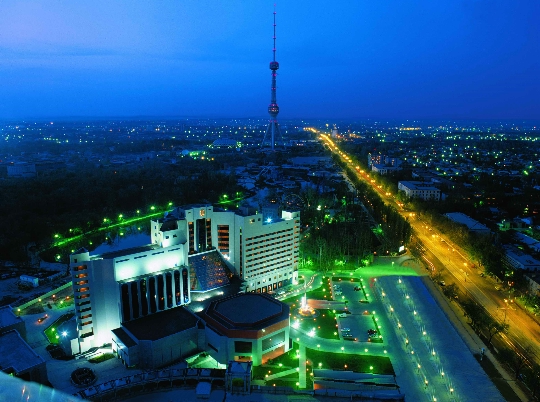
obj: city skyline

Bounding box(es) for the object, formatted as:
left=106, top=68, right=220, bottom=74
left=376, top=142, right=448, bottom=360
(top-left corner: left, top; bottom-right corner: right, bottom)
left=0, top=1, right=538, bottom=120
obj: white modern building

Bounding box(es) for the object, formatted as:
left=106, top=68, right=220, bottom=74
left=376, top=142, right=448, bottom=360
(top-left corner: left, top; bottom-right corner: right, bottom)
left=398, top=181, right=441, bottom=201
left=68, top=204, right=299, bottom=355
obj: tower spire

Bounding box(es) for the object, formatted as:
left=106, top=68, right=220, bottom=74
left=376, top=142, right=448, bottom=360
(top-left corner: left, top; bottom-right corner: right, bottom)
left=262, top=5, right=282, bottom=151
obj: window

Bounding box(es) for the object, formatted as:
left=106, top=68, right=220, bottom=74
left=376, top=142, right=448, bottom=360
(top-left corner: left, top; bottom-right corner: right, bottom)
left=235, top=341, right=252, bottom=353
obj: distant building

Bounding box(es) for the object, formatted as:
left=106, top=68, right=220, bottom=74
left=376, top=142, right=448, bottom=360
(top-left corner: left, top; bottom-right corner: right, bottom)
left=444, top=212, right=490, bottom=235
left=368, top=154, right=401, bottom=169
left=19, top=275, right=39, bottom=288
left=513, top=232, right=540, bottom=253
left=371, top=164, right=400, bottom=175
left=503, top=245, right=540, bottom=272
left=7, top=162, right=36, bottom=178
left=398, top=181, right=441, bottom=201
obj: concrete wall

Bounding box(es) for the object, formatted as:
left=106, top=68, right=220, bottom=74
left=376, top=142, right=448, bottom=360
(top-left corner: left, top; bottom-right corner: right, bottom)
left=137, top=327, right=199, bottom=369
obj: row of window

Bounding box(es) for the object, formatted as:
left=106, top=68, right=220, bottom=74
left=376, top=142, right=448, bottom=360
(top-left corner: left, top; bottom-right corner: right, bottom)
left=245, top=228, right=293, bottom=243
left=246, top=236, right=294, bottom=251
left=245, top=242, right=293, bottom=260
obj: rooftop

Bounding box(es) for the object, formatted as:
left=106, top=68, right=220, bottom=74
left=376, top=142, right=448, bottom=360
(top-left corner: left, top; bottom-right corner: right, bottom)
left=0, top=330, right=44, bottom=374
left=111, top=327, right=137, bottom=348
left=445, top=212, right=490, bottom=233
left=122, top=307, right=199, bottom=341
left=92, top=244, right=159, bottom=260
left=205, top=293, right=288, bottom=330
left=0, top=306, right=22, bottom=329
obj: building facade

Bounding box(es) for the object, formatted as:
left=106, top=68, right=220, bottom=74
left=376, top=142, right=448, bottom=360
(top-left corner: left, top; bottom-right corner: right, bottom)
left=69, top=205, right=299, bottom=355
left=152, top=205, right=300, bottom=293
left=398, top=181, right=441, bottom=201
left=202, top=293, right=290, bottom=366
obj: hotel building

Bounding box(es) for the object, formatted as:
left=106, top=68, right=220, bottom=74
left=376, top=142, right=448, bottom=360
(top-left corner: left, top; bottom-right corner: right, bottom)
left=68, top=205, right=299, bottom=356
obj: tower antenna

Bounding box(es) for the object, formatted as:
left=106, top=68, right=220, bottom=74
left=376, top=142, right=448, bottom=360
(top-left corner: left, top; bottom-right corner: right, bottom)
left=262, top=4, right=282, bottom=151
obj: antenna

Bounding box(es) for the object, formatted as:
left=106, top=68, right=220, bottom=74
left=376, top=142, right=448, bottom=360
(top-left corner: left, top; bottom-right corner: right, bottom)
left=262, top=5, right=282, bottom=151
left=273, top=5, right=277, bottom=63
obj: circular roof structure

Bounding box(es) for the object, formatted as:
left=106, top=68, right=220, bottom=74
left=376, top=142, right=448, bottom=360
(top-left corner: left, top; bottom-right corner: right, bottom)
left=205, top=293, right=288, bottom=331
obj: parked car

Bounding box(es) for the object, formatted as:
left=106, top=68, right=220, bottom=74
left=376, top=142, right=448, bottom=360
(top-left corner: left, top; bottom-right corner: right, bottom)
left=37, top=314, right=48, bottom=323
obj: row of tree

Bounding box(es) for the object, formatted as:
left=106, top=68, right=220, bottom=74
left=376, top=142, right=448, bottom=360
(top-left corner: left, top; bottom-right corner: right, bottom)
left=0, top=159, right=244, bottom=262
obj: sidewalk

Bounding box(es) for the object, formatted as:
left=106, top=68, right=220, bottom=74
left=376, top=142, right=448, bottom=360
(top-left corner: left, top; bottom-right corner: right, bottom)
left=421, top=275, right=529, bottom=402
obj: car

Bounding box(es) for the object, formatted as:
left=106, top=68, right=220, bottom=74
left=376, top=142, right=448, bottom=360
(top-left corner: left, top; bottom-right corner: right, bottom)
left=340, top=328, right=351, bottom=332
left=335, top=291, right=342, bottom=296
left=337, top=313, right=348, bottom=318
left=37, top=314, right=48, bottom=323
left=367, top=329, right=377, bottom=335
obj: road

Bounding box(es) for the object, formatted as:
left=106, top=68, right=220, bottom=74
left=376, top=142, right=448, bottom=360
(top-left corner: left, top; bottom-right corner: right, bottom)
left=319, top=132, right=540, bottom=367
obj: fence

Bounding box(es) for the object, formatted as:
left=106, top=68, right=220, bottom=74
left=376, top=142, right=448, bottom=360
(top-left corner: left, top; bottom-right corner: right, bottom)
left=13, top=281, right=73, bottom=311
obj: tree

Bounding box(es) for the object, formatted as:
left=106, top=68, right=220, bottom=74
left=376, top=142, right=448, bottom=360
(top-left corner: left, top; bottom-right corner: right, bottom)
left=442, top=283, right=458, bottom=300
left=462, top=300, right=488, bottom=330
left=485, top=316, right=509, bottom=344
left=499, top=347, right=531, bottom=380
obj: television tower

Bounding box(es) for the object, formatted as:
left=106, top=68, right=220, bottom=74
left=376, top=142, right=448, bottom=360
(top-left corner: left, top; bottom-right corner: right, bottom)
left=262, top=6, right=281, bottom=150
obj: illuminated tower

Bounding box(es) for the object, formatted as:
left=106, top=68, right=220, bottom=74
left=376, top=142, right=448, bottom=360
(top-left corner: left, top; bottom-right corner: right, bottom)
left=262, top=7, right=281, bottom=150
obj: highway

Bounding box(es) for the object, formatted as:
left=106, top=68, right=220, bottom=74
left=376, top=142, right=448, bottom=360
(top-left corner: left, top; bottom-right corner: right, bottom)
left=319, top=132, right=540, bottom=367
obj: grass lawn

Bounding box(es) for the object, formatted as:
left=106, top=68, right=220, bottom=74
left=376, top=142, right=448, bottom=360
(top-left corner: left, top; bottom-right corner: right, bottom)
left=291, top=309, right=340, bottom=340
left=44, top=313, right=75, bottom=344
left=332, top=276, right=361, bottom=283
left=305, top=347, right=394, bottom=375
left=264, top=342, right=300, bottom=368
left=89, top=353, right=115, bottom=364
left=252, top=365, right=295, bottom=380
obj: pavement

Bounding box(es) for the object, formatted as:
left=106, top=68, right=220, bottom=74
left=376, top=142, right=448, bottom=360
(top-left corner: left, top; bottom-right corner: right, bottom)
left=290, top=261, right=510, bottom=402
left=13, top=263, right=520, bottom=401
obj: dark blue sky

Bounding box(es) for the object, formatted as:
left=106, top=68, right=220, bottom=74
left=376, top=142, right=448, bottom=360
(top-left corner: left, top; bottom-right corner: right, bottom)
left=0, top=1, right=538, bottom=120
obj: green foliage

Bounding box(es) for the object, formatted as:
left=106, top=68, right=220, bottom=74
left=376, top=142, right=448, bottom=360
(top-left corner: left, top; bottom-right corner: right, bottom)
left=89, top=353, right=115, bottom=363
left=0, top=160, right=243, bottom=261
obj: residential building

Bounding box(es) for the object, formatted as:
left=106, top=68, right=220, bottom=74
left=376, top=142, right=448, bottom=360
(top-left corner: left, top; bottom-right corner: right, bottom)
left=398, top=181, right=441, bottom=201
left=445, top=212, right=491, bottom=235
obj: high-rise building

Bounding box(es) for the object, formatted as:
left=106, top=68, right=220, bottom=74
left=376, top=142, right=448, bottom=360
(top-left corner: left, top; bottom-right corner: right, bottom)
left=68, top=205, right=299, bottom=355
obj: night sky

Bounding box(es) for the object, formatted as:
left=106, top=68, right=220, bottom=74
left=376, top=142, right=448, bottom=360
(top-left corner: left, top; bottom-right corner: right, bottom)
left=0, top=1, right=538, bottom=120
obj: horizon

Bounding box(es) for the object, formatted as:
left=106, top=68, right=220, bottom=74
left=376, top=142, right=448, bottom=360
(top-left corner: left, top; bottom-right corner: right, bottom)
left=1, top=1, right=538, bottom=121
